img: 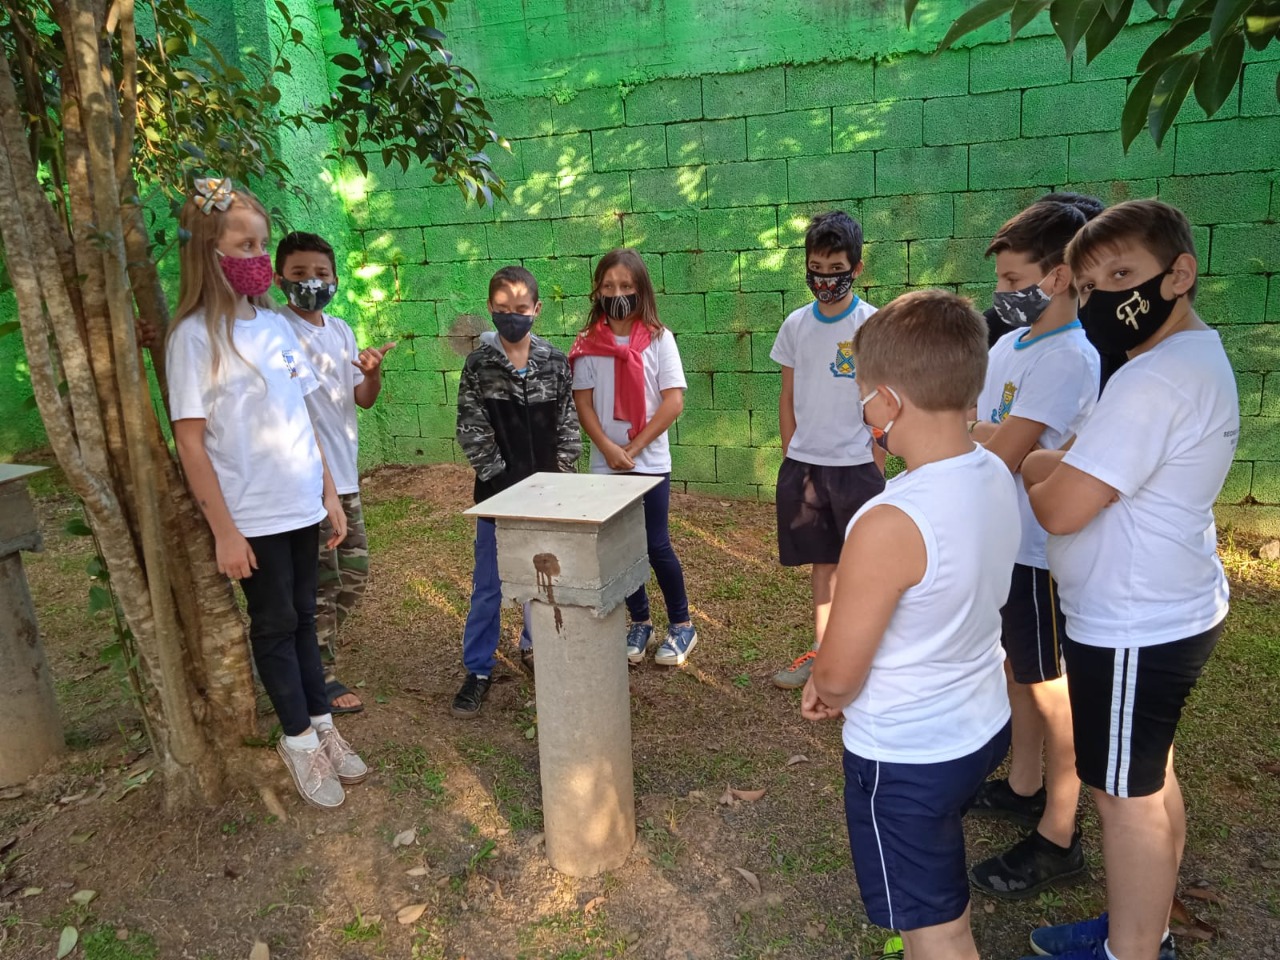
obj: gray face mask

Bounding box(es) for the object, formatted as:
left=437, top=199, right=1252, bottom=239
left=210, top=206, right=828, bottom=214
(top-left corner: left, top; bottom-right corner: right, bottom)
left=992, top=281, right=1052, bottom=328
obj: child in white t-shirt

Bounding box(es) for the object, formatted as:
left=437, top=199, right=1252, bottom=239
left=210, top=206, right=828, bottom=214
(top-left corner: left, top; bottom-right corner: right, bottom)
left=165, top=178, right=366, bottom=811
left=274, top=231, right=395, bottom=716
left=570, top=249, right=696, bottom=667
left=803, top=290, right=1019, bottom=960
left=1020, top=200, right=1238, bottom=960
left=770, top=211, right=885, bottom=691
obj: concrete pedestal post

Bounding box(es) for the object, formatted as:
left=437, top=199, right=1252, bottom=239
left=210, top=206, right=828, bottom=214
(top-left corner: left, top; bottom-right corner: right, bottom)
left=466, top=472, right=662, bottom=878
left=0, top=465, right=64, bottom=787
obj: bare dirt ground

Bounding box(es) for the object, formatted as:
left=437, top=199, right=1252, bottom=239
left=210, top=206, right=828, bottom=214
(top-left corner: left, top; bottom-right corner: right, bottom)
left=2, top=463, right=1278, bottom=960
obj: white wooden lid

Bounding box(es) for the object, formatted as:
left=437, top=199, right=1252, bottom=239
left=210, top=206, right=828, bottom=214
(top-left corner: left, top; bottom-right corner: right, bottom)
left=464, top=472, right=663, bottom=524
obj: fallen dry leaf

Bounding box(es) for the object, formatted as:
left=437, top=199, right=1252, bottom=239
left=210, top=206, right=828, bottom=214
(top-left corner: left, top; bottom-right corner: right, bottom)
left=249, top=941, right=270, bottom=960
left=396, top=903, right=428, bottom=925
left=20, top=887, right=41, bottom=898
left=56, top=926, right=78, bottom=960
left=69, top=889, right=97, bottom=906
left=1259, top=859, right=1280, bottom=871
left=115, top=928, right=128, bottom=941
left=730, top=787, right=766, bottom=802
left=259, top=787, right=288, bottom=823
left=984, top=901, right=996, bottom=914
left=68, top=831, right=94, bottom=845
left=733, top=867, right=761, bottom=895
left=1184, top=884, right=1226, bottom=904
left=0, top=788, right=22, bottom=801
left=392, top=828, right=417, bottom=848
left=405, top=866, right=429, bottom=877
left=584, top=895, right=607, bottom=915
left=718, top=786, right=735, bottom=805
left=58, top=792, right=85, bottom=805
left=786, top=755, right=809, bottom=767
left=1170, top=897, right=1218, bottom=942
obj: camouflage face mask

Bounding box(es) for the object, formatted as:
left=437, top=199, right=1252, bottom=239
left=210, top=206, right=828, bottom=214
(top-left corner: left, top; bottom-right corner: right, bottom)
left=992, top=281, right=1052, bottom=328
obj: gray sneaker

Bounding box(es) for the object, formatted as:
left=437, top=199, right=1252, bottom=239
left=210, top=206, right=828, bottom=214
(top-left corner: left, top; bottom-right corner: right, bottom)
left=319, top=726, right=369, bottom=785
left=772, top=650, right=816, bottom=690
left=277, top=738, right=345, bottom=809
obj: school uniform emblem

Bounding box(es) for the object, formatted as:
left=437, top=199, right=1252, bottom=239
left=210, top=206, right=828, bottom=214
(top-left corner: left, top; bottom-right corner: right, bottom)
left=281, top=349, right=300, bottom=379
left=830, top=339, right=856, bottom=378
left=992, top=381, right=1016, bottom=422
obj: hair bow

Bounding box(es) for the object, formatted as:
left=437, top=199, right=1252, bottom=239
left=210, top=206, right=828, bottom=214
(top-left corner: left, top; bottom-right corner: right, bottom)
left=193, top=176, right=235, bottom=214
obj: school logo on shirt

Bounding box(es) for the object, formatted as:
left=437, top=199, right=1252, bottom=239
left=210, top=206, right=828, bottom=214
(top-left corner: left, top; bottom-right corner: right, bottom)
left=992, top=381, right=1016, bottom=422
left=830, top=339, right=856, bottom=378
left=281, top=350, right=300, bottom=379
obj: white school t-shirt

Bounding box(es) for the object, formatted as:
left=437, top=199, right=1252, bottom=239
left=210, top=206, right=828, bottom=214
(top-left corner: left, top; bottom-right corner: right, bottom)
left=285, top=310, right=364, bottom=495
left=1046, top=330, right=1238, bottom=649
left=841, top=446, right=1019, bottom=764
left=572, top=329, right=687, bottom=475
left=769, top=298, right=877, bottom=467
left=166, top=307, right=327, bottom=538
left=977, top=323, right=1100, bottom=569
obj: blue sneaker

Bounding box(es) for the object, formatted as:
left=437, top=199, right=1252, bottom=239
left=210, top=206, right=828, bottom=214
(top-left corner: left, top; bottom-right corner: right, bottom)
left=1027, top=913, right=1176, bottom=960
left=655, top=624, right=698, bottom=666
left=625, top=622, right=654, bottom=665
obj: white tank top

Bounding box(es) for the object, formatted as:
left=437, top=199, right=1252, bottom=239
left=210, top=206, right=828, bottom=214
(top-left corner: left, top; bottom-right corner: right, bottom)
left=840, top=446, right=1019, bottom=763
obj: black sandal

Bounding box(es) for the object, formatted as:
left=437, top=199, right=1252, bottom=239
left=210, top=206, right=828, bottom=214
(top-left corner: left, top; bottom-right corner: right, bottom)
left=326, top=678, right=364, bottom=715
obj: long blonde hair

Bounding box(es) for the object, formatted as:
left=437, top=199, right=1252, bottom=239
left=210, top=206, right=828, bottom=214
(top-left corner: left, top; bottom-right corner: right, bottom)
left=171, top=185, right=274, bottom=379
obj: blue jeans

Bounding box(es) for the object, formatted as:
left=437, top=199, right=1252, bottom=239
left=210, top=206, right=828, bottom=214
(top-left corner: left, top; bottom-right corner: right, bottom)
left=461, top=518, right=532, bottom=676
left=625, top=474, right=691, bottom=625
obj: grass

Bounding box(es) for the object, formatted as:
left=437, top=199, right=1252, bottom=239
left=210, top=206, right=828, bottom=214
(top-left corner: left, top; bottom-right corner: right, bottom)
left=378, top=741, right=448, bottom=806
left=341, top=909, right=382, bottom=944
left=80, top=926, right=158, bottom=960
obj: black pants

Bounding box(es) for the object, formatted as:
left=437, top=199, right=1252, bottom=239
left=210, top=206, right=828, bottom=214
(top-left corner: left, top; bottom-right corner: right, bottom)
left=239, top=524, right=329, bottom=736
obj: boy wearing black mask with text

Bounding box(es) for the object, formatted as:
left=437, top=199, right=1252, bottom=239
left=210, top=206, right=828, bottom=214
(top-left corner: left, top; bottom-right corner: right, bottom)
left=452, top=266, right=582, bottom=718
left=770, top=212, right=886, bottom=691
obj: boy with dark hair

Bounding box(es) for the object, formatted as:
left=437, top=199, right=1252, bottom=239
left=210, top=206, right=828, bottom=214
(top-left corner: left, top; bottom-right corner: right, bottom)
left=1018, top=200, right=1236, bottom=960
left=965, top=198, right=1102, bottom=900
left=275, top=231, right=395, bottom=714
left=804, top=289, right=1020, bottom=960
left=770, top=211, right=885, bottom=690
left=452, top=265, right=582, bottom=718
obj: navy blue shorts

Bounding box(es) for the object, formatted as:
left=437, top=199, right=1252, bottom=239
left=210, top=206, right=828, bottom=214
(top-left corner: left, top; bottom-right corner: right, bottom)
left=843, top=723, right=1011, bottom=931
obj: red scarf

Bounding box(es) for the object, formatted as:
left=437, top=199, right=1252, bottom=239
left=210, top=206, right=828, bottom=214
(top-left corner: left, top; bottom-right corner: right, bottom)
left=569, top=318, right=653, bottom=440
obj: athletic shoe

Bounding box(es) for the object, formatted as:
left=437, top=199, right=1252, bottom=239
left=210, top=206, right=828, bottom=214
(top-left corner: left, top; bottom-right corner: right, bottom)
left=1027, top=913, right=1177, bottom=960
left=968, top=777, right=1047, bottom=829
left=276, top=738, right=345, bottom=809
left=520, top=648, right=535, bottom=676
left=970, top=829, right=1085, bottom=899
left=626, top=622, right=654, bottom=665
left=880, top=934, right=904, bottom=959
left=451, top=673, right=492, bottom=718
left=319, top=726, right=369, bottom=785
left=772, top=650, right=816, bottom=690
left=655, top=624, right=698, bottom=666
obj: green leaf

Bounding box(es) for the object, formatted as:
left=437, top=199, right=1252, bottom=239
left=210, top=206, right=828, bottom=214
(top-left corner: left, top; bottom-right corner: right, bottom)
left=88, top=586, right=113, bottom=615
left=1171, top=0, right=1214, bottom=27
left=1146, top=0, right=1171, bottom=13
left=1243, top=12, right=1280, bottom=49
left=1193, top=32, right=1245, bottom=116
left=1121, top=61, right=1170, bottom=149
left=1085, top=0, right=1134, bottom=63
left=1148, top=50, right=1201, bottom=147
left=938, top=0, right=1018, bottom=52
left=64, top=516, right=92, bottom=537
left=56, top=926, right=78, bottom=960
left=1100, top=0, right=1125, bottom=17
left=1050, top=0, right=1105, bottom=58
left=1012, top=0, right=1053, bottom=37
left=0, top=320, right=19, bottom=339
left=332, top=52, right=362, bottom=70
left=1137, top=16, right=1212, bottom=72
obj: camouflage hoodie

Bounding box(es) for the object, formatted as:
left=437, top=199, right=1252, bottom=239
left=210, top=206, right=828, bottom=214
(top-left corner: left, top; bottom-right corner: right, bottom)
left=456, top=332, right=581, bottom=502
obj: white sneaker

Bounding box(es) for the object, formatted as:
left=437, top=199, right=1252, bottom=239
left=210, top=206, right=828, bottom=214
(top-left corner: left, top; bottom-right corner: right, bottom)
left=277, top=739, right=345, bottom=809
left=319, top=726, right=369, bottom=785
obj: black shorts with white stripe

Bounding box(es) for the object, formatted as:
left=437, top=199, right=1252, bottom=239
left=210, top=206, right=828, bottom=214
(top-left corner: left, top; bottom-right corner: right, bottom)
left=1063, top=619, right=1225, bottom=798
left=1000, top=563, right=1066, bottom=684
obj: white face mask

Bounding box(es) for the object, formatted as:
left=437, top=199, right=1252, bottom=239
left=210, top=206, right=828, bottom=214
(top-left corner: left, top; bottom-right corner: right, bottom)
left=859, top=385, right=902, bottom=453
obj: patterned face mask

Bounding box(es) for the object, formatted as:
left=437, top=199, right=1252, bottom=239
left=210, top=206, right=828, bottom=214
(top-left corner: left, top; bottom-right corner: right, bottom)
left=806, top=268, right=854, bottom=304
left=992, top=281, right=1052, bottom=328
left=279, top=277, right=338, bottom=313
left=218, top=252, right=273, bottom=297
left=1079, top=267, right=1177, bottom=355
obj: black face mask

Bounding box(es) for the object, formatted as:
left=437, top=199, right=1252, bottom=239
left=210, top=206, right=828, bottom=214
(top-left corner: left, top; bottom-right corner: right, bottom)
left=279, top=277, right=337, bottom=313
left=806, top=269, right=854, bottom=304
left=491, top=311, right=534, bottom=343
left=599, top=294, right=638, bottom=320
left=1079, top=268, right=1177, bottom=355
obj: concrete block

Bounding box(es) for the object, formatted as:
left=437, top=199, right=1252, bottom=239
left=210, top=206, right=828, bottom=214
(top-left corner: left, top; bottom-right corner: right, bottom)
left=413, top=335, right=472, bottom=373
left=443, top=370, right=461, bottom=404
left=708, top=159, right=790, bottom=208
left=747, top=109, right=833, bottom=160
left=553, top=215, right=624, bottom=257
left=661, top=251, right=741, bottom=293
left=391, top=435, right=455, bottom=465
left=418, top=402, right=457, bottom=439
left=521, top=133, right=592, bottom=180
left=862, top=194, right=954, bottom=242
left=1262, top=372, right=1280, bottom=416
left=740, top=248, right=802, bottom=292
left=383, top=401, right=421, bottom=437
left=716, top=444, right=785, bottom=487
left=382, top=370, right=447, bottom=406
left=625, top=77, right=703, bottom=126
left=750, top=405, right=781, bottom=443
left=1059, top=179, right=1158, bottom=206
left=698, top=207, right=779, bottom=251
left=703, top=67, right=787, bottom=119
left=667, top=119, right=748, bottom=166
left=924, top=92, right=1020, bottom=145
left=552, top=86, right=626, bottom=133
left=1237, top=371, right=1263, bottom=416
left=364, top=227, right=426, bottom=265
left=630, top=166, right=708, bottom=211
left=876, top=145, right=968, bottom=196
left=1196, top=275, right=1270, bottom=324
left=422, top=225, right=488, bottom=262
left=835, top=100, right=922, bottom=152
left=860, top=241, right=910, bottom=286
left=1159, top=173, right=1274, bottom=226
left=1242, top=62, right=1280, bottom=117
left=1239, top=417, right=1280, bottom=460
left=486, top=96, right=554, bottom=140
left=1220, top=322, right=1280, bottom=372
left=875, top=50, right=969, bottom=101
left=786, top=60, right=876, bottom=110
left=777, top=201, right=859, bottom=248
left=559, top=171, right=632, bottom=217
left=1217, top=461, right=1253, bottom=504
left=495, top=176, right=561, bottom=221
left=486, top=140, right=524, bottom=181
left=670, top=444, right=717, bottom=482
left=1068, top=130, right=1173, bottom=182
left=909, top=237, right=992, bottom=285
left=1249, top=462, right=1280, bottom=505
left=788, top=152, right=875, bottom=202
left=623, top=212, right=700, bottom=252
left=1272, top=276, right=1280, bottom=322
left=683, top=371, right=713, bottom=409
left=522, top=256, right=595, bottom=299
left=1070, top=22, right=1164, bottom=82
left=971, top=36, right=1071, bottom=92
left=488, top=219, right=556, bottom=260
left=685, top=481, right=761, bottom=501
left=1023, top=81, right=1126, bottom=136
left=656, top=294, right=706, bottom=334
left=969, top=137, right=1066, bottom=189
left=550, top=298, right=591, bottom=336
left=705, top=292, right=786, bottom=332
left=428, top=187, right=497, bottom=226
left=592, top=125, right=670, bottom=172
left=678, top=332, right=754, bottom=372
left=713, top=371, right=782, bottom=410
left=349, top=189, right=408, bottom=230
left=392, top=300, right=439, bottom=338
left=751, top=334, right=781, bottom=373
left=1176, top=117, right=1280, bottom=174
left=678, top=408, right=752, bottom=446
left=1211, top=224, right=1280, bottom=276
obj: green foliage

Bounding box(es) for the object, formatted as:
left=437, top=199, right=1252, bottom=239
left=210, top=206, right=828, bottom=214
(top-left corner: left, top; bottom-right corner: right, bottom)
left=914, top=0, right=1279, bottom=148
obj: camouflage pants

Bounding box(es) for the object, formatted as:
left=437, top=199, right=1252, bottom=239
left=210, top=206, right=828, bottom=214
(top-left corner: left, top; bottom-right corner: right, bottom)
left=316, top=492, right=368, bottom=678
